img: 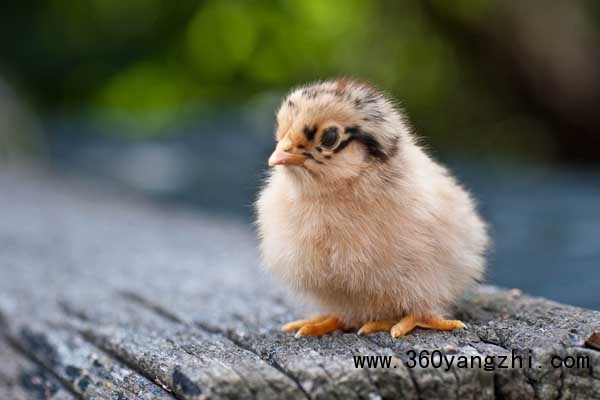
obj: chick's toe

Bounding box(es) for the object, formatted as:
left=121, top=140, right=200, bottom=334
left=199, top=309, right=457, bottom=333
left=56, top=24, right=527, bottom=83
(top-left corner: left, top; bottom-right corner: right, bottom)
left=390, top=314, right=466, bottom=338
left=280, top=316, right=343, bottom=337
left=357, top=320, right=397, bottom=335
left=281, top=316, right=330, bottom=332
left=416, top=316, right=466, bottom=331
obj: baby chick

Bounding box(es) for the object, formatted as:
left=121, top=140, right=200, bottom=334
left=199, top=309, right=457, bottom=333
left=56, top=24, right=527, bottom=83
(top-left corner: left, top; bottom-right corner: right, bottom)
left=256, top=79, right=489, bottom=338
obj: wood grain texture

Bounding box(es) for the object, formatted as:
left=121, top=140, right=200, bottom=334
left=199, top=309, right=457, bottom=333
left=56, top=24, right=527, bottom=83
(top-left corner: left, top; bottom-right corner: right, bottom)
left=0, top=166, right=599, bottom=399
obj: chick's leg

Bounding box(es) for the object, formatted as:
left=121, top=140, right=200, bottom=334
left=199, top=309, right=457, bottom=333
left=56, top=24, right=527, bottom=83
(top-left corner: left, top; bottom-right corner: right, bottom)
left=390, top=314, right=465, bottom=338
left=281, top=316, right=343, bottom=337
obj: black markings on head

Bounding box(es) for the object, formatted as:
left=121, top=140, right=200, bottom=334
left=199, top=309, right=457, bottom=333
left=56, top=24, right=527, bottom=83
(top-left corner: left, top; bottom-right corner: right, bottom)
left=369, top=111, right=386, bottom=123
left=301, top=88, right=318, bottom=99
left=344, top=126, right=361, bottom=135
left=334, top=125, right=389, bottom=161
left=387, top=136, right=400, bottom=160
left=302, top=152, right=324, bottom=164
left=297, top=144, right=305, bottom=149
left=354, top=131, right=388, bottom=161
left=334, top=137, right=353, bottom=153
left=333, top=126, right=360, bottom=154
left=363, top=94, right=380, bottom=104
left=287, top=99, right=295, bottom=107
left=315, top=146, right=322, bottom=153
left=303, top=125, right=317, bottom=141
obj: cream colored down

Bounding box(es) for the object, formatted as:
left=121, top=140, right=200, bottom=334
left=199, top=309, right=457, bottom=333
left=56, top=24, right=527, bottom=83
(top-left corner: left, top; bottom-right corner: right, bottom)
left=256, top=80, right=489, bottom=326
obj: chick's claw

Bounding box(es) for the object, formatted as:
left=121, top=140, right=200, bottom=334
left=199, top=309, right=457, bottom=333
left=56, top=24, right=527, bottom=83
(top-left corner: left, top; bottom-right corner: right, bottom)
left=390, top=314, right=418, bottom=337
left=281, top=316, right=344, bottom=337
left=390, top=314, right=466, bottom=338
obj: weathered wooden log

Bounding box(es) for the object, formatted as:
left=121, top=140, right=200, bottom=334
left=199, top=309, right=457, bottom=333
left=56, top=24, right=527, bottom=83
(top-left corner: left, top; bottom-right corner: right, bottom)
left=0, top=167, right=598, bottom=399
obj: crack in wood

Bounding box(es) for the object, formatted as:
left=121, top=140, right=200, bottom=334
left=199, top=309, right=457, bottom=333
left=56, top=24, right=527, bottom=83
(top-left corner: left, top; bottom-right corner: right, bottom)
left=76, top=329, right=179, bottom=399
left=223, top=332, right=312, bottom=400
left=0, top=330, right=84, bottom=400
left=175, top=339, right=258, bottom=398
left=118, top=291, right=185, bottom=325
left=119, top=290, right=313, bottom=400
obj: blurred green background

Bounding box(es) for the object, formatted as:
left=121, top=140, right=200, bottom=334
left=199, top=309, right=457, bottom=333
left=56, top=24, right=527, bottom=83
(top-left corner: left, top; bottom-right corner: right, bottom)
left=2, top=0, right=600, bottom=162
left=1, top=0, right=599, bottom=309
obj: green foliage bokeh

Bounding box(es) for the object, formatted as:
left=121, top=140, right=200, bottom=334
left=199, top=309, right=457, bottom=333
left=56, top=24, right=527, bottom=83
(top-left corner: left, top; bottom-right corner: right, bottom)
left=0, top=0, right=571, bottom=159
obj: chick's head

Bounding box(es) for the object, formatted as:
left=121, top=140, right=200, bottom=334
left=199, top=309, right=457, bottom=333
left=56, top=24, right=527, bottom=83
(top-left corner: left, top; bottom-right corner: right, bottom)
left=269, top=80, right=406, bottom=184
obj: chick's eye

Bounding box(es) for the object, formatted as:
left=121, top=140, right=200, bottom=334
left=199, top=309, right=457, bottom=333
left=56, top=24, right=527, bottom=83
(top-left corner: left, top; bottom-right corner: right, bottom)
left=321, top=127, right=339, bottom=148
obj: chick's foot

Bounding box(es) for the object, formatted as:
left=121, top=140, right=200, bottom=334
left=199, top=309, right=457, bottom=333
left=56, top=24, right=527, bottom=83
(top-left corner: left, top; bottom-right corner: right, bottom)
left=281, top=316, right=343, bottom=338
left=390, top=314, right=466, bottom=338
left=357, top=320, right=397, bottom=335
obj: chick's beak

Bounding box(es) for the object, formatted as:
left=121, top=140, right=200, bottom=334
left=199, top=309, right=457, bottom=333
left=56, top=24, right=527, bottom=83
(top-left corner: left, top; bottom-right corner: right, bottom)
left=268, top=148, right=306, bottom=166
left=268, top=135, right=307, bottom=167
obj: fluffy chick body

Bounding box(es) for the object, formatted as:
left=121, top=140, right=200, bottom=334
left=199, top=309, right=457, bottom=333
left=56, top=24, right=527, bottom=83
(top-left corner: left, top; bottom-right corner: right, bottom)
left=256, top=80, right=489, bottom=332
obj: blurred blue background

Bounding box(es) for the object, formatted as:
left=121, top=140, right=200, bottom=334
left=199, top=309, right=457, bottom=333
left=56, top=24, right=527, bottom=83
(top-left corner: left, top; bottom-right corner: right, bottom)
left=1, top=0, right=599, bottom=309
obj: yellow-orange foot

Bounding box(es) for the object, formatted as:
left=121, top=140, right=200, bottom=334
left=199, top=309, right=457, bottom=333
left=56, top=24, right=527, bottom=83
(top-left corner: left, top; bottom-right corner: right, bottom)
left=390, top=314, right=466, bottom=338
left=357, top=320, right=397, bottom=335
left=281, top=316, right=344, bottom=338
